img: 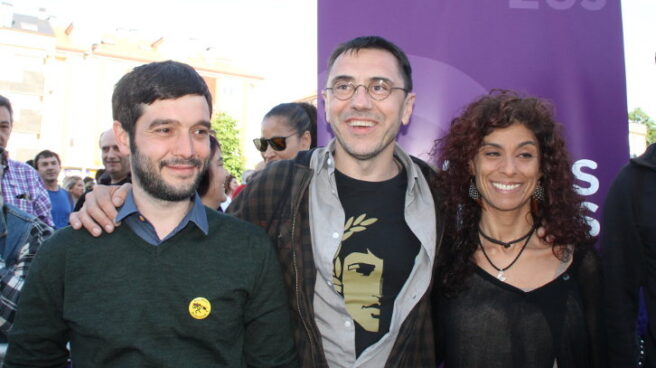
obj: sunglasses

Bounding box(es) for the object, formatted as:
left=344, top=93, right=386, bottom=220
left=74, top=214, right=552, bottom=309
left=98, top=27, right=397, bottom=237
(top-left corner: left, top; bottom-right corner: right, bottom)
left=253, top=134, right=294, bottom=152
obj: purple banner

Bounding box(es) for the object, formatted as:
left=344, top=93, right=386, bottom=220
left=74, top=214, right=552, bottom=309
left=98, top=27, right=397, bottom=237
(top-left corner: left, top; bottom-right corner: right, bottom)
left=318, top=0, right=627, bottom=236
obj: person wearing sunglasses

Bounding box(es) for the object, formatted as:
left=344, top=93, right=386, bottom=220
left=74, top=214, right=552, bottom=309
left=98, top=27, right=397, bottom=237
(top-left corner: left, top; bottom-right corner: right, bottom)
left=253, top=102, right=317, bottom=164
left=67, top=36, right=441, bottom=367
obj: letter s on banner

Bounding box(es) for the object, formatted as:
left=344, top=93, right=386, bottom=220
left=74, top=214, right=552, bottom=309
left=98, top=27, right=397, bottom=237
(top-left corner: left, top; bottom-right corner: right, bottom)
left=572, top=159, right=600, bottom=236
left=582, top=202, right=600, bottom=237
left=572, top=159, right=599, bottom=196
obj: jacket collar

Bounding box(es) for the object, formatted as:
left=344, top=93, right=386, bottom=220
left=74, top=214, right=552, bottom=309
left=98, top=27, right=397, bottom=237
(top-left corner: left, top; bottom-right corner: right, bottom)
left=632, top=142, right=656, bottom=170
left=313, top=139, right=422, bottom=192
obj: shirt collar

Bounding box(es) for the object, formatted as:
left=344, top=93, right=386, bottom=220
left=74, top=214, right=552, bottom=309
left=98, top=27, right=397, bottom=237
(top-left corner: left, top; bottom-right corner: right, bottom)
left=314, top=138, right=422, bottom=191
left=314, top=139, right=337, bottom=174
left=116, top=190, right=209, bottom=236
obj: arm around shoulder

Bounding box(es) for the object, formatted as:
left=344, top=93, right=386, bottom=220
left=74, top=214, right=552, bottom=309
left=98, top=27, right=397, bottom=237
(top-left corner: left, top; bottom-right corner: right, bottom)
left=227, top=163, right=290, bottom=228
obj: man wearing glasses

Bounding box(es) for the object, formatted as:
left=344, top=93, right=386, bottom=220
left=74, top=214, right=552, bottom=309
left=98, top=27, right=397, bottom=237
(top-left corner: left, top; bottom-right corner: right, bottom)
left=69, top=36, right=441, bottom=367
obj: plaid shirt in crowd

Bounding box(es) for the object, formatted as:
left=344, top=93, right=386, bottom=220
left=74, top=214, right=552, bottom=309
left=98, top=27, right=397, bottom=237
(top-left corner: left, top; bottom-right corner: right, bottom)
left=0, top=206, right=53, bottom=335
left=1, top=157, right=53, bottom=227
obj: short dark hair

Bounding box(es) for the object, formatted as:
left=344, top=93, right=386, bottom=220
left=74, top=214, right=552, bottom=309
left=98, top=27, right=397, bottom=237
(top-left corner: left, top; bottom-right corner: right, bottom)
left=34, top=150, right=61, bottom=169
left=112, top=60, right=213, bottom=147
left=264, top=102, right=318, bottom=148
left=0, top=95, right=13, bottom=122
left=197, top=135, right=221, bottom=198
left=95, top=169, right=106, bottom=181
left=327, top=36, right=413, bottom=92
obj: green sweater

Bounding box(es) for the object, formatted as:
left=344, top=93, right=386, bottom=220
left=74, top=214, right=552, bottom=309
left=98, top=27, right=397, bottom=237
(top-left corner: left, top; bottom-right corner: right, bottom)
left=4, top=208, right=297, bottom=368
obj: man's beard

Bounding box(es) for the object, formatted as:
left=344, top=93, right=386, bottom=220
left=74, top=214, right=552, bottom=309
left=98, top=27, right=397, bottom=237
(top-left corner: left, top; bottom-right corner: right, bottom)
left=131, top=147, right=207, bottom=202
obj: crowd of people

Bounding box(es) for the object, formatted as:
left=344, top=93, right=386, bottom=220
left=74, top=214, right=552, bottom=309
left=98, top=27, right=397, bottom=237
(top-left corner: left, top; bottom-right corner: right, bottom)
left=0, top=35, right=652, bottom=367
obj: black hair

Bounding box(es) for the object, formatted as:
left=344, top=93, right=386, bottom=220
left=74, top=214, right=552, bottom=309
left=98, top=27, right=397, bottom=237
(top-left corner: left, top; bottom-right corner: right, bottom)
left=112, top=60, right=212, bottom=149
left=264, top=102, right=318, bottom=148
left=0, top=95, right=13, bottom=122
left=34, top=150, right=61, bottom=169
left=95, top=169, right=106, bottom=181
left=327, top=35, right=413, bottom=91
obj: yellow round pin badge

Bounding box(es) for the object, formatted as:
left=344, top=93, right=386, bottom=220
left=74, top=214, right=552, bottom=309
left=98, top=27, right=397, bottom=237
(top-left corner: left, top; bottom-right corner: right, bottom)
left=188, top=297, right=211, bottom=320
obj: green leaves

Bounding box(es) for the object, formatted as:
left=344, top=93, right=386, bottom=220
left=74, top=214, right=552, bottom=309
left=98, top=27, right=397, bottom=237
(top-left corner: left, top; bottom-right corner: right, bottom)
left=629, top=108, right=656, bottom=145
left=342, top=214, right=378, bottom=241
left=211, top=112, right=245, bottom=179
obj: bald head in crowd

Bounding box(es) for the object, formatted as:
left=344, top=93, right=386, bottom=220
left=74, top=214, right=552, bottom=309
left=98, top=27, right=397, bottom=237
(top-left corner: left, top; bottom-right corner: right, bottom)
left=99, top=129, right=130, bottom=184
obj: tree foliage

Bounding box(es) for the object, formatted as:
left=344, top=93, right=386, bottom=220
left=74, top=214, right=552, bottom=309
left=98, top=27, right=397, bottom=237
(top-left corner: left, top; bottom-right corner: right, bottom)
left=211, top=112, right=244, bottom=179
left=629, top=107, right=656, bottom=145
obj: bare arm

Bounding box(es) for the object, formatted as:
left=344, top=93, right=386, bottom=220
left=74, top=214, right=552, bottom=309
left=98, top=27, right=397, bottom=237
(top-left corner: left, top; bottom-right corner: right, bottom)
left=68, top=183, right=131, bottom=237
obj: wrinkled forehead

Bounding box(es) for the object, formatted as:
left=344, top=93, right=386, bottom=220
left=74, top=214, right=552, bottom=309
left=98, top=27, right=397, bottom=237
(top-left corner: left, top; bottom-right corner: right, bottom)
left=99, top=131, right=118, bottom=148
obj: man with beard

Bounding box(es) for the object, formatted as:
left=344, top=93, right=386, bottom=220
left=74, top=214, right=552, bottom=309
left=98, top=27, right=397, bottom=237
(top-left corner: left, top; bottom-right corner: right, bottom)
left=69, top=36, right=442, bottom=367
left=4, top=61, right=297, bottom=368
left=228, top=36, right=441, bottom=367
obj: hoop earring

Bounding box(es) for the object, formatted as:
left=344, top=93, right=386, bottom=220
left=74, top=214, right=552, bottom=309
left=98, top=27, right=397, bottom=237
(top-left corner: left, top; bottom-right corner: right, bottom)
left=533, top=182, right=545, bottom=201
left=469, top=178, right=480, bottom=200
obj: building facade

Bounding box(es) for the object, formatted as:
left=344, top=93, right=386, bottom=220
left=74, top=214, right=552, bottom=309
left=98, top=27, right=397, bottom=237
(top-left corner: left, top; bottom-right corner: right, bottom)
left=0, top=5, right=263, bottom=174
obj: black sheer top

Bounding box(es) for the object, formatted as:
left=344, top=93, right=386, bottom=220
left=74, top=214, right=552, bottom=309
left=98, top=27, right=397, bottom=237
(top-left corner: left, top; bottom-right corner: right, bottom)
left=436, top=247, right=606, bottom=368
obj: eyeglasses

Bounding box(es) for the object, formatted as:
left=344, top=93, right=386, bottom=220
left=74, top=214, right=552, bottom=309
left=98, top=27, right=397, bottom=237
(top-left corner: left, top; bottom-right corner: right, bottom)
left=253, top=134, right=294, bottom=152
left=324, top=79, right=408, bottom=101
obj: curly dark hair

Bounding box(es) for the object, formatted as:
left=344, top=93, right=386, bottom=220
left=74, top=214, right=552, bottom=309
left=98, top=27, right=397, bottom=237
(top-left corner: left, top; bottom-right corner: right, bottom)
left=432, top=90, right=592, bottom=296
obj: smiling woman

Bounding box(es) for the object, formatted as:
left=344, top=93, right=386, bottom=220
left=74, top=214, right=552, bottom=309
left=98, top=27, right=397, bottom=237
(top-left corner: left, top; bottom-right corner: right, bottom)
left=255, top=102, right=317, bottom=165
left=471, top=123, right=541, bottom=214
left=431, top=90, right=605, bottom=368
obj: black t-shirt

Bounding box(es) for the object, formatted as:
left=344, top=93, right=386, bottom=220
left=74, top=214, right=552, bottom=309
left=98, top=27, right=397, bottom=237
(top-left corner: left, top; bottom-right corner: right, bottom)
left=333, top=168, right=420, bottom=357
